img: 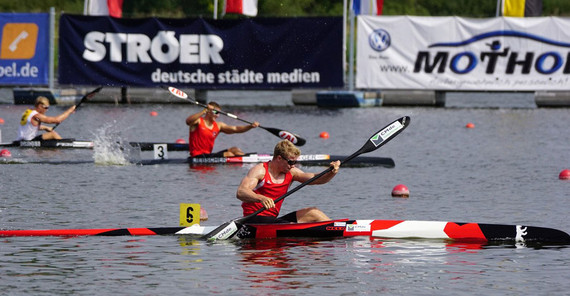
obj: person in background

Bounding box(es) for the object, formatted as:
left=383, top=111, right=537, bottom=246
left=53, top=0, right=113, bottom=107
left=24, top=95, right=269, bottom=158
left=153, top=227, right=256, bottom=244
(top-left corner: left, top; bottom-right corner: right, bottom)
left=17, top=96, right=76, bottom=141
left=186, top=101, right=259, bottom=157
left=236, top=140, right=341, bottom=224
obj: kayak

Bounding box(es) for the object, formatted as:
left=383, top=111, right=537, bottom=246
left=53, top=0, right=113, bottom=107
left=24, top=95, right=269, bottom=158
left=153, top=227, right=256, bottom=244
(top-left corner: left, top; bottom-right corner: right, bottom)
left=2, top=219, right=569, bottom=245
left=0, top=139, right=94, bottom=149
left=0, top=139, right=395, bottom=167
left=182, top=219, right=570, bottom=244
left=0, top=139, right=180, bottom=151
left=139, top=154, right=395, bottom=167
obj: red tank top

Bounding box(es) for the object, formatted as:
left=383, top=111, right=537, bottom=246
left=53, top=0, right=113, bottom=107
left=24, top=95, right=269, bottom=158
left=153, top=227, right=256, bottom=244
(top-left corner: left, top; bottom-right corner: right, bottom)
left=189, top=118, right=220, bottom=156
left=242, top=162, right=293, bottom=217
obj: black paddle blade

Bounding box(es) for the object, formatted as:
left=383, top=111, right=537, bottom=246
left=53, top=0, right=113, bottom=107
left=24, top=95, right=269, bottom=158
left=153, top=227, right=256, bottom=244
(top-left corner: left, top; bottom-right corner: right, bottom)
left=342, top=116, right=410, bottom=164
left=262, top=126, right=306, bottom=146
left=76, top=86, right=103, bottom=109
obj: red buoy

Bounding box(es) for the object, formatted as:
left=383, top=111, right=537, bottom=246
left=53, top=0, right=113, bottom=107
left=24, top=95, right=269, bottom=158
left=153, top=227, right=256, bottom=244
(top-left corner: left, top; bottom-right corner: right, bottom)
left=466, top=122, right=475, bottom=128
left=175, top=138, right=186, bottom=144
left=200, top=208, right=208, bottom=221
left=150, top=111, right=158, bottom=116
left=0, top=117, right=4, bottom=124
left=0, top=149, right=11, bottom=157
left=319, top=131, right=329, bottom=139
left=391, top=184, right=409, bottom=198
left=559, top=169, right=570, bottom=180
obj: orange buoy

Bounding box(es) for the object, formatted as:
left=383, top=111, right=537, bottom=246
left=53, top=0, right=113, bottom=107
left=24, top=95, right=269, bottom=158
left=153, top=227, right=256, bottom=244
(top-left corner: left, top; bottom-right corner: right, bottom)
left=391, top=184, right=409, bottom=198
left=175, top=138, right=186, bottom=144
left=150, top=111, right=158, bottom=116
left=0, top=117, right=4, bottom=124
left=466, top=122, right=475, bottom=128
left=200, top=208, right=208, bottom=221
left=0, top=149, right=11, bottom=157
left=559, top=169, right=570, bottom=180
left=319, top=131, right=329, bottom=139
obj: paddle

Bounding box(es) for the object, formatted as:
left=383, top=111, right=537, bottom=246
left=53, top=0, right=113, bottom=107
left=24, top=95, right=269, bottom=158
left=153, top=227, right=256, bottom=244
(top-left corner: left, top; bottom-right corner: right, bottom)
left=51, top=86, right=103, bottom=132
left=163, top=86, right=306, bottom=146
left=204, top=116, right=411, bottom=242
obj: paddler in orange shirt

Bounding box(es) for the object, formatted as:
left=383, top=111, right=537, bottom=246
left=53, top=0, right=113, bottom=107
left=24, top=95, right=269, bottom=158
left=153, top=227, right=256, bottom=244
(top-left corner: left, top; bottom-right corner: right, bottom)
left=185, top=101, right=259, bottom=157
left=236, top=140, right=341, bottom=224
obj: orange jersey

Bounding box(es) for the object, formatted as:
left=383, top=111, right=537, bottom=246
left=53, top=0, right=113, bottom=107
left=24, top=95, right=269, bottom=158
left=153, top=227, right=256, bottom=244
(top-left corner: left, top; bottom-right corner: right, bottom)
left=189, top=118, right=220, bottom=156
left=242, top=162, right=293, bottom=217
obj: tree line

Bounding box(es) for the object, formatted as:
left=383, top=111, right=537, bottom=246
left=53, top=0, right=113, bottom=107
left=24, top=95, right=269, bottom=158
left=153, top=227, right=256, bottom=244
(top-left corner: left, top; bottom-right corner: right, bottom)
left=1, top=0, right=569, bottom=18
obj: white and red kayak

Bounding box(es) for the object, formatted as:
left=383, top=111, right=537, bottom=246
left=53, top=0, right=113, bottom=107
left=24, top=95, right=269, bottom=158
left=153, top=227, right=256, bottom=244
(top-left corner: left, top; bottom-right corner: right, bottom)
left=138, top=154, right=395, bottom=167
left=2, top=219, right=569, bottom=245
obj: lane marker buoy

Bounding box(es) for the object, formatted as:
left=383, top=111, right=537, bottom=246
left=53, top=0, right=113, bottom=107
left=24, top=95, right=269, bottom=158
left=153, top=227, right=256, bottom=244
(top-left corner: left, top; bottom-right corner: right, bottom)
left=391, top=184, right=409, bottom=198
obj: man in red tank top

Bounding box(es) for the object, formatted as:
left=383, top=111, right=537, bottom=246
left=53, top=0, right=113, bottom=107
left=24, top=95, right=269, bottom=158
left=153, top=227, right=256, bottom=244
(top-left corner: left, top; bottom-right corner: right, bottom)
left=237, top=140, right=341, bottom=224
left=185, top=101, right=259, bottom=157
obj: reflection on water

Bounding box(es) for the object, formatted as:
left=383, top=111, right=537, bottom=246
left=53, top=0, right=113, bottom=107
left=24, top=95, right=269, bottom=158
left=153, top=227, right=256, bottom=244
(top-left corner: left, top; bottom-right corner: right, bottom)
left=228, top=237, right=505, bottom=292
left=236, top=238, right=341, bottom=292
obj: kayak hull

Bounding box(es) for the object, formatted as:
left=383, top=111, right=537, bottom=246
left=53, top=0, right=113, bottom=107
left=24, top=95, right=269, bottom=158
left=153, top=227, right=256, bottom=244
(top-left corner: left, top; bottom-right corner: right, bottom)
left=139, top=154, right=395, bottom=167
left=3, top=219, right=567, bottom=245
left=0, top=139, right=94, bottom=149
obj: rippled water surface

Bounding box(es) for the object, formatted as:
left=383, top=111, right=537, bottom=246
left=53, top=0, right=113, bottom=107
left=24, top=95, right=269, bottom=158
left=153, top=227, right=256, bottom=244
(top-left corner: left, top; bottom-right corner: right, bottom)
left=1, top=92, right=569, bottom=295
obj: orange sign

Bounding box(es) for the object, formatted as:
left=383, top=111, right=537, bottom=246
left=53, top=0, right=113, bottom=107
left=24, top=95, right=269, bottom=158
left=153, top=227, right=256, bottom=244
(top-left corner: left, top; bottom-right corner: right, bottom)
left=1, top=23, right=38, bottom=59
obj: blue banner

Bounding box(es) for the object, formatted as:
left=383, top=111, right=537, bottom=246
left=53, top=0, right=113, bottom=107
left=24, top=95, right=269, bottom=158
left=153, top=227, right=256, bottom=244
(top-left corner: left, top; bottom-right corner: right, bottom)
left=58, top=15, right=343, bottom=89
left=0, top=13, right=49, bottom=86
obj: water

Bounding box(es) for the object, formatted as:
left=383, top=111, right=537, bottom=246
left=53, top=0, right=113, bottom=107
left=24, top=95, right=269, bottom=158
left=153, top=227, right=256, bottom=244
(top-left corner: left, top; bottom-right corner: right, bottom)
left=0, top=94, right=569, bottom=295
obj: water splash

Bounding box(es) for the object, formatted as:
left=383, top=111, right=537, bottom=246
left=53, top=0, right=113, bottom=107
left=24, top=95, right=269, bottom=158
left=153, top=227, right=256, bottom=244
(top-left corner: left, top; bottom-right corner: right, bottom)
left=92, top=122, right=139, bottom=166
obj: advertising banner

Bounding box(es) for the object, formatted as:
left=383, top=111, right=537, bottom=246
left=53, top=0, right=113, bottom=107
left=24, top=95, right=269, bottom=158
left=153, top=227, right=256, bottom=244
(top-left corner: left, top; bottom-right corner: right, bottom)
left=0, top=13, right=49, bottom=86
left=357, top=16, right=570, bottom=91
left=59, top=15, right=343, bottom=89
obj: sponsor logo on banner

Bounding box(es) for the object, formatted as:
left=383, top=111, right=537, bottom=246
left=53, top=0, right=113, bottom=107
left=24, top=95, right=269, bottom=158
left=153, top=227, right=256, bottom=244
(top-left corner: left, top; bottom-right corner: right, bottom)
left=0, top=13, right=48, bottom=85
left=368, top=29, right=390, bottom=52
left=59, top=16, right=344, bottom=88
left=417, top=32, right=570, bottom=77
left=1, top=23, right=38, bottom=59
left=357, top=16, right=570, bottom=91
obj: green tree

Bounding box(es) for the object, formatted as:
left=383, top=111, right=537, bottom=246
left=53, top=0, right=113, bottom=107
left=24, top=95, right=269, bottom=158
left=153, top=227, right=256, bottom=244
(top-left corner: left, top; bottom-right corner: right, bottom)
left=1, top=0, right=569, bottom=17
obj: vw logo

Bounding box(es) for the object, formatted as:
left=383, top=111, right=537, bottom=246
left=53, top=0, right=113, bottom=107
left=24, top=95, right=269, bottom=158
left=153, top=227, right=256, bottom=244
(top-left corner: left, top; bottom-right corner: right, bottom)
left=369, top=29, right=391, bottom=52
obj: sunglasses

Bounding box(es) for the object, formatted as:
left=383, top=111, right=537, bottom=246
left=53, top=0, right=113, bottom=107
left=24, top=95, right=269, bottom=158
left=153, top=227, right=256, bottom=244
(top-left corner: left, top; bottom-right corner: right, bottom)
left=42, top=104, right=50, bottom=110
left=212, top=110, right=219, bottom=114
left=280, top=154, right=298, bottom=166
